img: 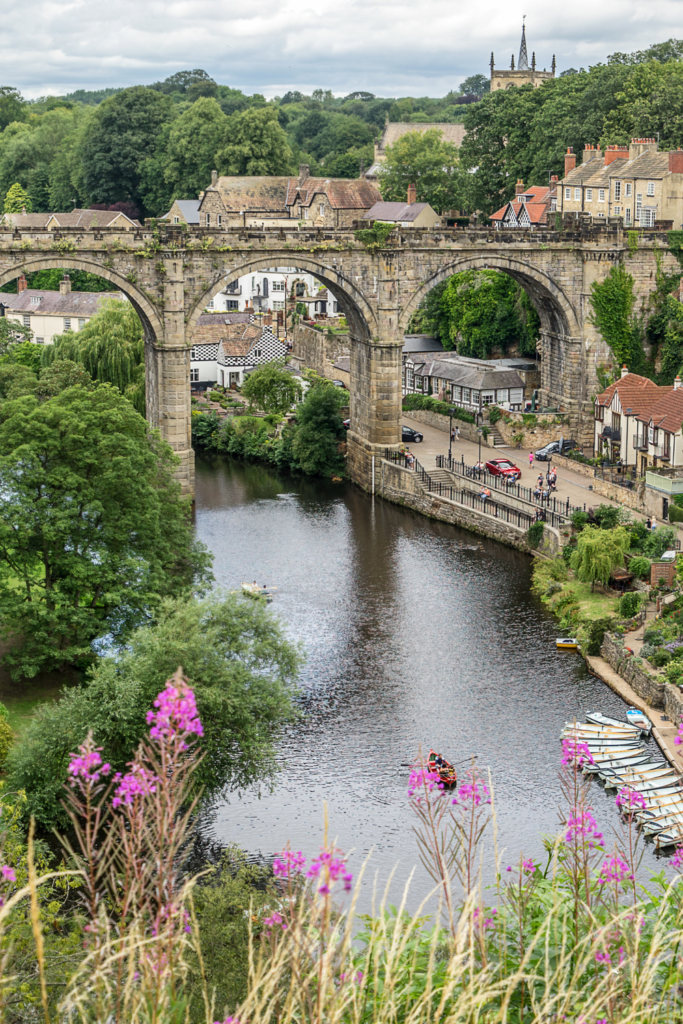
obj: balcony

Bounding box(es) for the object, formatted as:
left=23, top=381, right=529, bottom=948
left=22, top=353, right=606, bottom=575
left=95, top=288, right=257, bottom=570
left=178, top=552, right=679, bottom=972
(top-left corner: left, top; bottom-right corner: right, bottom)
left=652, top=445, right=671, bottom=461
left=601, top=425, right=621, bottom=442
left=633, top=436, right=648, bottom=451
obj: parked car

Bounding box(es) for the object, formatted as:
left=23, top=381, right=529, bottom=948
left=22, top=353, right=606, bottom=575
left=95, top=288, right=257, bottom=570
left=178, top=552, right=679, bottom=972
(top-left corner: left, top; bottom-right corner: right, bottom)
left=534, top=439, right=578, bottom=461
left=402, top=426, right=423, bottom=443
left=485, top=458, right=521, bottom=479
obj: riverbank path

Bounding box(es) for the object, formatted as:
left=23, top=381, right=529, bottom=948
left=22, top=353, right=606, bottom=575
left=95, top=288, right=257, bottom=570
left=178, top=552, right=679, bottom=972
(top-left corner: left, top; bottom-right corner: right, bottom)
left=402, top=415, right=640, bottom=519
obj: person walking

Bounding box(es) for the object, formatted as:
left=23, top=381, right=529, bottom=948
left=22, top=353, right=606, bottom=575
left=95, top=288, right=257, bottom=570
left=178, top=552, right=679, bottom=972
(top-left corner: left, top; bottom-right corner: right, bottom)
left=652, top=514, right=658, bottom=531
left=455, top=424, right=460, bottom=442
left=529, top=451, right=534, bottom=468
left=451, top=426, right=455, bottom=444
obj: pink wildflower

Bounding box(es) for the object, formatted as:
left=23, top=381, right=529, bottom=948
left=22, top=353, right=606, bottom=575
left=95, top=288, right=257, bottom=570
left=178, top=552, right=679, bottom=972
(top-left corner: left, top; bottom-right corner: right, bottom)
left=597, top=854, right=634, bottom=886
left=263, top=911, right=287, bottom=933
left=408, top=767, right=444, bottom=798
left=67, top=742, right=110, bottom=787
left=112, top=763, right=158, bottom=809
left=616, top=787, right=647, bottom=813
left=565, top=810, right=604, bottom=849
left=561, top=737, right=594, bottom=767
left=595, top=950, right=612, bottom=965
left=273, top=849, right=306, bottom=877
left=452, top=775, right=490, bottom=808
left=473, top=906, right=497, bottom=931
left=670, top=845, right=683, bottom=871
left=146, top=679, right=203, bottom=749
left=307, top=848, right=353, bottom=894
left=522, top=858, right=535, bottom=874
left=1, top=866, right=15, bottom=882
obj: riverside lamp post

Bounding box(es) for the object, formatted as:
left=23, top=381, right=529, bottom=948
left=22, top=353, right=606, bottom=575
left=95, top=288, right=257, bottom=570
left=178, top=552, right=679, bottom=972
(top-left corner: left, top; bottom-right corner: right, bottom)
left=448, top=407, right=456, bottom=463
left=476, top=410, right=484, bottom=477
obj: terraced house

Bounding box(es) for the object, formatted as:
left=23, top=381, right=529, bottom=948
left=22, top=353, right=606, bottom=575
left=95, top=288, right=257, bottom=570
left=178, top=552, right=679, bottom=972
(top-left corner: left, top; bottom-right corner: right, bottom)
left=558, top=139, right=683, bottom=228
left=594, top=368, right=683, bottom=473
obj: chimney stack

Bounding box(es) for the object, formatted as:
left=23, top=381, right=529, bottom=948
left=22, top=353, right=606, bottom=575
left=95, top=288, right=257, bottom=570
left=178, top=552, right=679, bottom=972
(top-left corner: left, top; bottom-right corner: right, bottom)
left=621, top=364, right=629, bottom=379
left=564, top=147, right=576, bottom=176
left=407, top=183, right=416, bottom=205
left=670, top=149, right=683, bottom=174
left=211, top=169, right=218, bottom=187
left=59, top=273, right=71, bottom=295
left=604, top=145, right=629, bottom=166
left=17, top=274, right=27, bottom=293
left=675, top=376, right=682, bottom=391
left=299, top=163, right=310, bottom=181
left=515, top=179, right=525, bottom=195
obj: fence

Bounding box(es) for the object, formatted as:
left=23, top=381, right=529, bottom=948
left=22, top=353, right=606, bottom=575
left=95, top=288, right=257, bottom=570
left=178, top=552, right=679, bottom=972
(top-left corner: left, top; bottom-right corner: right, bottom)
left=593, top=466, right=640, bottom=490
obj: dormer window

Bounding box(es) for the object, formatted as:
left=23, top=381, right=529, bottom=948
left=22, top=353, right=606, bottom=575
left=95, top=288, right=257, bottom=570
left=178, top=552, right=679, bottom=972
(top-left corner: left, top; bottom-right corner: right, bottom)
left=30, top=296, right=41, bottom=304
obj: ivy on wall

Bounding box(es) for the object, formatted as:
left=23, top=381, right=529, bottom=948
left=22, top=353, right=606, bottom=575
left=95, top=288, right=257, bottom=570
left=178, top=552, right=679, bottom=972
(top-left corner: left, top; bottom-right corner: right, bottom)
left=589, top=263, right=646, bottom=372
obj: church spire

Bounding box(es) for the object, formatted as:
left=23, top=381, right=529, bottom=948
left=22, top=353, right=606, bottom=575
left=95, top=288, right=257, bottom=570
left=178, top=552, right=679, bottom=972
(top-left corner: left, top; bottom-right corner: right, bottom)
left=518, top=17, right=529, bottom=71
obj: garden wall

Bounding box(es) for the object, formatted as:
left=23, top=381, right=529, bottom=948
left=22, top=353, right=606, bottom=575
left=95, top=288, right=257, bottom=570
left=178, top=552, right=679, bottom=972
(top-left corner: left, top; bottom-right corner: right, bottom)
left=401, top=408, right=496, bottom=446
left=601, top=632, right=666, bottom=707
left=290, top=323, right=349, bottom=379
left=495, top=412, right=572, bottom=450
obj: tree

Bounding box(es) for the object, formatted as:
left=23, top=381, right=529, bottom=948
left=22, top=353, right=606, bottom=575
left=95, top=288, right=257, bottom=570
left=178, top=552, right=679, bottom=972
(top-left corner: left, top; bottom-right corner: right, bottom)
left=163, top=97, right=229, bottom=199
left=459, top=74, right=489, bottom=98
left=3, top=182, right=31, bottom=213
left=0, top=385, right=211, bottom=678
left=79, top=87, right=174, bottom=215
left=0, top=87, right=26, bottom=131
left=241, top=362, right=303, bottom=417
left=0, top=318, right=32, bottom=355
left=378, top=129, right=465, bottom=213
left=152, top=69, right=216, bottom=95
left=438, top=270, right=539, bottom=357
left=6, top=592, right=300, bottom=826
left=570, top=526, right=631, bottom=589
left=215, top=108, right=292, bottom=176
left=292, top=385, right=346, bottom=476
left=42, top=299, right=145, bottom=413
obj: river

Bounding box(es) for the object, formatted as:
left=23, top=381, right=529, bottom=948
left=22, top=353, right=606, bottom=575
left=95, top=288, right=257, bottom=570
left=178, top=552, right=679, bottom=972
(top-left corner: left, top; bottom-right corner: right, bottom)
left=194, top=454, right=664, bottom=902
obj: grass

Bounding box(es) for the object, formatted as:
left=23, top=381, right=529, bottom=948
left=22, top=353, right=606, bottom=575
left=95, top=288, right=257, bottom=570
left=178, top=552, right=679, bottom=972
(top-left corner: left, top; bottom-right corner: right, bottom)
left=546, top=578, right=621, bottom=619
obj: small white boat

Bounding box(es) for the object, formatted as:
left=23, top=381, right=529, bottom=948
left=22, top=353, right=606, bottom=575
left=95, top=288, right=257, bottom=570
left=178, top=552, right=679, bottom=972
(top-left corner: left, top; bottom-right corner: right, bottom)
left=564, top=720, right=639, bottom=734
left=584, top=755, right=653, bottom=774
left=557, top=638, right=579, bottom=649
left=626, top=707, right=653, bottom=734
left=586, top=711, right=634, bottom=730
left=241, top=582, right=275, bottom=602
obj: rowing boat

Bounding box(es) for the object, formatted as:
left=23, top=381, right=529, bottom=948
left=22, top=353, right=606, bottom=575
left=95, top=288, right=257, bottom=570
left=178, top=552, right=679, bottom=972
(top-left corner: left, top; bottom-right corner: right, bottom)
left=428, top=749, right=457, bottom=788
left=585, top=711, right=636, bottom=730
left=626, top=707, right=653, bottom=734
left=557, top=638, right=579, bottom=649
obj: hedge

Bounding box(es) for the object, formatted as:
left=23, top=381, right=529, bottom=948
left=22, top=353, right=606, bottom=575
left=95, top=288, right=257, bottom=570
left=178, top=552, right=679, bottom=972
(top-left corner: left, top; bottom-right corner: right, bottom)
left=402, top=394, right=475, bottom=423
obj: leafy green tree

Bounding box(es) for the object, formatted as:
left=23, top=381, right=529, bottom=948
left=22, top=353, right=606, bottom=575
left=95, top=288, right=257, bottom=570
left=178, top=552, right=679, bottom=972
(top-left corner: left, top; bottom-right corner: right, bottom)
left=0, top=385, right=211, bottom=678
left=460, top=74, right=489, bottom=97
left=292, top=385, right=346, bottom=476
left=6, top=591, right=300, bottom=826
left=241, top=361, right=303, bottom=417
left=42, top=299, right=145, bottom=413
left=378, top=129, right=465, bottom=213
left=0, top=318, right=32, bottom=355
left=601, top=60, right=683, bottom=148
left=570, top=525, right=631, bottom=589
left=215, top=108, right=292, bottom=176
left=163, top=97, right=229, bottom=199
left=80, top=87, right=174, bottom=214
left=3, top=182, right=31, bottom=213
left=152, top=69, right=216, bottom=95
left=589, top=263, right=644, bottom=370
left=0, top=363, right=37, bottom=399
left=0, top=87, right=26, bottom=131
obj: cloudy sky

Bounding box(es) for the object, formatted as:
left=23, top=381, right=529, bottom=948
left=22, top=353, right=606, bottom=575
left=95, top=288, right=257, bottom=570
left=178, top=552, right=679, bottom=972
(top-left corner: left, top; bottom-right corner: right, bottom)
left=5, top=0, right=683, bottom=99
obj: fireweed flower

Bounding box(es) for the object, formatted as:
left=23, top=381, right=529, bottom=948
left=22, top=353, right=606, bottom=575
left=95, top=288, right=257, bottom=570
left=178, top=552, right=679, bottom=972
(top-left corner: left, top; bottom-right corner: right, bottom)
left=67, top=743, right=110, bottom=787
left=307, top=848, right=353, bottom=893
left=565, top=810, right=604, bottom=849
left=595, top=949, right=612, bottom=965
left=112, top=763, right=158, bottom=809
left=522, top=858, right=535, bottom=874
left=1, top=866, right=15, bottom=882
left=473, top=906, right=497, bottom=931
left=616, top=787, right=647, bottom=813
left=452, top=776, right=490, bottom=808
left=146, top=680, right=203, bottom=749
left=561, top=737, right=594, bottom=767
left=263, top=911, right=287, bottom=933
left=670, top=845, right=683, bottom=871
left=408, top=768, right=444, bottom=798
left=273, top=849, right=306, bottom=877
left=597, top=854, right=634, bottom=886
left=675, top=722, right=683, bottom=747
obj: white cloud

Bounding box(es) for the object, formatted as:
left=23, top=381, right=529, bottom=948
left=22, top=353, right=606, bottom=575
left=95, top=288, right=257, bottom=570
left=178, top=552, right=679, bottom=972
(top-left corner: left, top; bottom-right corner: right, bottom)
left=5, top=0, right=682, bottom=98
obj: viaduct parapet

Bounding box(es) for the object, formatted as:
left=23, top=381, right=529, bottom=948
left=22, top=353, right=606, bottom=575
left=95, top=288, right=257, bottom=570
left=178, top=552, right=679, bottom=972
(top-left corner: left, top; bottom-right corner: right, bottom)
left=0, top=221, right=674, bottom=495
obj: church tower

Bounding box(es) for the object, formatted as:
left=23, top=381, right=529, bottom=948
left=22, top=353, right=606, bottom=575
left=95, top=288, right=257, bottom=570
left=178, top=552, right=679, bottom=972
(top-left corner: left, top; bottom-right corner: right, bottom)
left=490, top=22, right=555, bottom=91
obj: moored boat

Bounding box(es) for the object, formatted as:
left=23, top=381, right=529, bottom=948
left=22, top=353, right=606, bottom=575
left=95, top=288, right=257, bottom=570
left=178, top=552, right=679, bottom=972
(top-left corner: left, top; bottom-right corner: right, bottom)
left=586, top=711, right=635, bottom=730
left=557, top=638, right=579, bottom=649
left=428, top=749, right=458, bottom=788
left=626, top=707, right=653, bottom=734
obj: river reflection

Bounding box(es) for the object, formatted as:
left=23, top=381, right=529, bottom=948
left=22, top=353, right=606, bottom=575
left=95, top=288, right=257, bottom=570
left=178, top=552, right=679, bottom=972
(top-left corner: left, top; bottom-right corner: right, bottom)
left=195, top=455, right=663, bottom=903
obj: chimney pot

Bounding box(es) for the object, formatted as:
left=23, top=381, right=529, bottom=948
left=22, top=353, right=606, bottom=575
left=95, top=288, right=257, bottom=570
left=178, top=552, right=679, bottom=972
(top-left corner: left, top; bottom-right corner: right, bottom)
left=675, top=376, right=682, bottom=391
left=17, top=274, right=27, bottom=293
left=621, top=364, right=629, bottom=378
left=299, top=163, right=310, bottom=180
left=515, top=179, right=525, bottom=195
left=407, top=182, right=417, bottom=205
left=59, top=273, right=71, bottom=295
left=210, top=169, right=218, bottom=186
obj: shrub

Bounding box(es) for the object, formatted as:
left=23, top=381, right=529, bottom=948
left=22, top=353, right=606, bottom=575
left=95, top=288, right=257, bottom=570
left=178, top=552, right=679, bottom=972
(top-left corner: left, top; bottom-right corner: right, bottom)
left=527, top=521, right=544, bottom=548
left=402, top=394, right=475, bottom=423
left=644, top=525, right=677, bottom=560
left=545, top=582, right=563, bottom=596
left=209, top=390, right=222, bottom=401
left=619, top=591, right=640, bottom=618
left=521, top=413, right=537, bottom=425
left=642, top=628, right=663, bottom=646
left=665, top=660, right=683, bottom=684
left=584, top=616, right=614, bottom=655
left=0, top=714, right=13, bottom=770
left=650, top=648, right=672, bottom=667
left=571, top=510, right=589, bottom=530
left=628, top=555, right=651, bottom=579
left=668, top=503, right=683, bottom=523
left=488, top=405, right=502, bottom=424
left=591, top=504, right=622, bottom=530
left=550, top=558, right=568, bottom=581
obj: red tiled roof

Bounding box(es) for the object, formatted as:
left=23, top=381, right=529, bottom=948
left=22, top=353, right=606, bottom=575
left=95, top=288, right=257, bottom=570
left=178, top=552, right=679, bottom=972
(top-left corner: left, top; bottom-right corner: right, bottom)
left=636, top=388, right=683, bottom=433
left=285, top=177, right=381, bottom=210
left=595, top=373, right=663, bottom=412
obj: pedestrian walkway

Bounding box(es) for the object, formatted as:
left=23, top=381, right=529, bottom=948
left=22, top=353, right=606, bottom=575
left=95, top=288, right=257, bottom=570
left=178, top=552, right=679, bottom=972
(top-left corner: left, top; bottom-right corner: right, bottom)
left=402, top=415, right=637, bottom=519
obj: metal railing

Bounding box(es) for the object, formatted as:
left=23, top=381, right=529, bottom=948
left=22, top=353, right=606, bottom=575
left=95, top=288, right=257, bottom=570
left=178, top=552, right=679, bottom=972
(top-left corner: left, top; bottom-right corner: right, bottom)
left=594, top=466, right=640, bottom=489
left=436, top=454, right=584, bottom=519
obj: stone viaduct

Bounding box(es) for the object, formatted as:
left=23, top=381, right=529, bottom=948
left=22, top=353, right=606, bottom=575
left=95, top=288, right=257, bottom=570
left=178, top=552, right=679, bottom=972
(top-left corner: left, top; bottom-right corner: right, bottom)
left=0, top=219, right=675, bottom=496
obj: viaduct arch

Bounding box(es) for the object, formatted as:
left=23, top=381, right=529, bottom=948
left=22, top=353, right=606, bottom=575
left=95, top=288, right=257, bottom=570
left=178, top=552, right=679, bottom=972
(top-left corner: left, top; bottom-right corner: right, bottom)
left=0, top=220, right=672, bottom=496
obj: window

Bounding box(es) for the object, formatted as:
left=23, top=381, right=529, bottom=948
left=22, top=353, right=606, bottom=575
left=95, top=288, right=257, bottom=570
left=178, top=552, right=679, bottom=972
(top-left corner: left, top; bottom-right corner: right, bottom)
left=35, top=337, right=44, bottom=344
left=481, top=391, right=495, bottom=405
left=207, top=299, right=214, bottom=308
left=303, top=208, right=308, bottom=219
left=30, top=296, right=41, bottom=305
left=625, top=207, right=631, bottom=225
left=642, top=207, right=657, bottom=227
left=319, top=205, right=325, bottom=216
left=586, top=188, right=593, bottom=201
left=595, top=403, right=604, bottom=421
left=226, top=300, right=239, bottom=310
left=647, top=181, right=655, bottom=196
left=636, top=193, right=642, bottom=220
left=78, top=318, right=86, bottom=329
left=509, top=388, right=523, bottom=405
left=191, top=347, right=197, bottom=359
left=272, top=300, right=285, bottom=310
left=614, top=206, right=621, bottom=216
left=64, top=318, right=71, bottom=331
left=598, top=189, right=605, bottom=202
left=205, top=213, right=210, bottom=226
left=414, top=375, right=423, bottom=391
left=217, top=215, right=222, bottom=227
left=272, top=281, right=285, bottom=291
left=614, top=181, right=621, bottom=200
left=495, top=389, right=508, bottom=402
left=22, top=315, right=29, bottom=326
left=471, top=390, right=481, bottom=405
left=173, top=216, right=180, bottom=224
left=625, top=182, right=632, bottom=197
left=190, top=368, right=199, bottom=383
left=253, top=348, right=262, bottom=358
left=406, top=366, right=414, bottom=388
left=574, top=188, right=581, bottom=201
left=296, top=282, right=305, bottom=296
left=451, top=385, right=461, bottom=402
left=462, top=388, right=471, bottom=404
left=564, top=187, right=571, bottom=200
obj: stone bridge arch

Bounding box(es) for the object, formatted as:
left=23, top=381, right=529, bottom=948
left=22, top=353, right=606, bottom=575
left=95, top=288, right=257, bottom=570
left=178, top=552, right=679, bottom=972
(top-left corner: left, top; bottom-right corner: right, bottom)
left=187, top=254, right=378, bottom=341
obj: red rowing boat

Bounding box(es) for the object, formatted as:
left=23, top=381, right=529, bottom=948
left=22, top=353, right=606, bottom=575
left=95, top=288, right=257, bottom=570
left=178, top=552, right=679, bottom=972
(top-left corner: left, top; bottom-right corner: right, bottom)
left=428, top=749, right=457, bottom=788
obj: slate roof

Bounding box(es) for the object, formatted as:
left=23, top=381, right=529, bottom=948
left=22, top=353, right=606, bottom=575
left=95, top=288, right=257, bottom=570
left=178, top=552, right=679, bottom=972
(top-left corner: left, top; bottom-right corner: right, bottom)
left=0, top=289, right=124, bottom=315
left=362, top=201, right=433, bottom=222
left=192, top=321, right=262, bottom=351
left=561, top=151, right=673, bottom=189
left=403, top=335, right=444, bottom=353
left=196, top=312, right=251, bottom=326
left=2, top=209, right=141, bottom=229
left=376, top=123, right=466, bottom=154
left=408, top=356, right=524, bottom=390
left=169, top=200, right=200, bottom=224
left=211, top=177, right=291, bottom=212
left=333, top=356, right=350, bottom=373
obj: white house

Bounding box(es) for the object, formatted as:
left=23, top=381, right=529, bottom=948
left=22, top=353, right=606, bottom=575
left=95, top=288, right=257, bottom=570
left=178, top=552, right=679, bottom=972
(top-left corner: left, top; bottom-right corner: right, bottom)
left=204, top=267, right=338, bottom=316
left=0, top=274, right=126, bottom=345
left=190, top=313, right=289, bottom=388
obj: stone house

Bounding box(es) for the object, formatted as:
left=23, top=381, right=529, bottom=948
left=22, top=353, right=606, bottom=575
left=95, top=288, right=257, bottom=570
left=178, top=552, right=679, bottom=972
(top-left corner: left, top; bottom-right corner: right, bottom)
left=164, top=199, right=200, bottom=225
left=0, top=274, right=125, bottom=345
left=490, top=180, right=558, bottom=229
left=2, top=209, right=141, bottom=230
left=194, top=166, right=381, bottom=229
left=558, top=139, right=683, bottom=228
left=190, top=313, right=288, bottom=387
left=403, top=353, right=526, bottom=411
left=362, top=187, right=442, bottom=228
left=364, top=123, right=466, bottom=182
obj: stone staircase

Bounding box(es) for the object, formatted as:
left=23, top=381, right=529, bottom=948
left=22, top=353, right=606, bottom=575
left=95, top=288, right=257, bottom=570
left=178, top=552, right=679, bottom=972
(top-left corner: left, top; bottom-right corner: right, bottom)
left=488, top=425, right=509, bottom=448
left=425, top=468, right=454, bottom=489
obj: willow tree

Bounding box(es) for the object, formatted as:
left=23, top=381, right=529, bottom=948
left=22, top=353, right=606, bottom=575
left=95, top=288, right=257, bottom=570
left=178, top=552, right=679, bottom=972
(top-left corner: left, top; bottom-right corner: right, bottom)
left=42, top=298, right=145, bottom=413
left=570, top=525, right=631, bottom=590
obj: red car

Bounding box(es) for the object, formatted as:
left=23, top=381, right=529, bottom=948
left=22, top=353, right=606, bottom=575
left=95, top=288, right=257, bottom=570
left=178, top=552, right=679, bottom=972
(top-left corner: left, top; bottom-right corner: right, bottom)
left=485, top=458, right=521, bottom=480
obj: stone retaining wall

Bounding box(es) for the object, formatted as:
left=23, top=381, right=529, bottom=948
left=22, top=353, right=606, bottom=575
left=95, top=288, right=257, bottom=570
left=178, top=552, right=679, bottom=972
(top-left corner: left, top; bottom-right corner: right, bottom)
left=402, top=408, right=496, bottom=446
left=496, top=413, right=571, bottom=450
left=601, top=632, right=666, bottom=707
left=290, top=323, right=349, bottom=379
left=379, top=460, right=561, bottom=555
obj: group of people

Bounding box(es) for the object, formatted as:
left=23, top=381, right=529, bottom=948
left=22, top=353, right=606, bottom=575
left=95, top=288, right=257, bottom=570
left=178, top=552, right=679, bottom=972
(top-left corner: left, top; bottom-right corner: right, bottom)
left=645, top=515, right=658, bottom=531
left=532, top=467, right=558, bottom=502
left=478, top=485, right=492, bottom=501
